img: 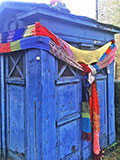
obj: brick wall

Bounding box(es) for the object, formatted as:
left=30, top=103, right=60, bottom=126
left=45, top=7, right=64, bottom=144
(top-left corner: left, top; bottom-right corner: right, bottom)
left=98, top=0, right=120, bottom=80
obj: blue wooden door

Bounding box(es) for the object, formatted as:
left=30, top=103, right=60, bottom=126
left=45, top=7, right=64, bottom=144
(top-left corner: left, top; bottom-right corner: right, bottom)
left=55, top=60, right=82, bottom=160
left=96, top=70, right=108, bottom=149
left=1, top=51, right=25, bottom=160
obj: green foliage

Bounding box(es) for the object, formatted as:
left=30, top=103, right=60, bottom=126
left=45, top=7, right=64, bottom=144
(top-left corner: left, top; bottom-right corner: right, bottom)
left=106, top=142, right=118, bottom=150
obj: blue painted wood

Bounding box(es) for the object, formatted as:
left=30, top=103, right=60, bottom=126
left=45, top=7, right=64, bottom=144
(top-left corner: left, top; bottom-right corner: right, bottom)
left=0, top=2, right=117, bottom=160
left=1, top=55, right=7, bottom=160
left=56, top=83, right=80, bottom=121
left=0, top=50, right=116, bottom=160
left=40, top=50, right=56, bottom=160
left=57, top=120, right=80, bottom=160
left=96, top=74, right=108, bottom=149
left=107, top=62, right=116, bottom=145
left=2, top=52, right=26, bottom=160
left=7, top=150, right=24, bottom=160
left=23, top=15, right=114, bottom=43
left=56, top=77, right=80, bottom=85
left=55, top=60, right=82, bottom=160
left=16, top=4, right=120, bottom=33
left=7, top=85, right=25, bottom=154
left=25, top=49, right=42, bottom=160
left=82, top=140, right=92, bottom=160
left=81, top=76, right=92, bottom=160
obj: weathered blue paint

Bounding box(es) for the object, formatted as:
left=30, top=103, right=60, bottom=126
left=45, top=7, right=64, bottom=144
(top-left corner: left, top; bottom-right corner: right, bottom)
left=96, top=74, right=108, bottom=148
left=107, top=62, right=116, bottom=145
left=55, top=67, right=82, bottom=160
left=0, top=1, right=119, bottom=160
left=40, top=50, right=56, bottom=160
left=1, top=55, right=8, bottom=160
left=25, top=49, right=42, bottom=160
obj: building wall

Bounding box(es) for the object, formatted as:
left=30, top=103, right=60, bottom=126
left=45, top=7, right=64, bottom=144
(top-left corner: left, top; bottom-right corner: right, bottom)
left=115, top=82, right=120, bottom=140
left=98, top=0, right=120, bottom=80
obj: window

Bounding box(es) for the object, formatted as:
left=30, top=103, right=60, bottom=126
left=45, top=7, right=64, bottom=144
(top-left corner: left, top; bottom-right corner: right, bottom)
left=58, top=60, right=76, bottom=78
left=7, top=51, right=25, bottom=80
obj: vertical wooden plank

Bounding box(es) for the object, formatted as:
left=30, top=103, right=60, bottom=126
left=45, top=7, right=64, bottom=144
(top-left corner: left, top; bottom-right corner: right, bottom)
left=8, top=85, right=25, bottom=154
left=96, top=75, right=108, bottom=148
left=82, top=76, right=92, bottom=160
left=25, top=49, right=42, bottom=160
left=40, top=50, right=56, bottom=160
left=107, top=62, right=116, bottom=144
left=82, top=140, right=92, bottom=160
left=5, top=57, right=9, bottom=159
left=1, top=56, right=7, bottom=159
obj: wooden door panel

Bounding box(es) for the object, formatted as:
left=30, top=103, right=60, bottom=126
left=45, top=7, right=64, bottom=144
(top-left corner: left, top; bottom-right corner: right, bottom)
left=8, top=85, right=25, bottom=154
left=4, top=52, right=25, bottom=160
left=56, top=59, right=82, bottom=160
left=57, top=120, right=80, bottom=160
left=96, top=75, right=108, bottom=148
left=56, top=83, right=80, bottom=122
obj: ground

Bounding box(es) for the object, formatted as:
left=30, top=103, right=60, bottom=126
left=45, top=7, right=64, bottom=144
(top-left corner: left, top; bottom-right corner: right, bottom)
left=102, top=140, right=120, bottom=160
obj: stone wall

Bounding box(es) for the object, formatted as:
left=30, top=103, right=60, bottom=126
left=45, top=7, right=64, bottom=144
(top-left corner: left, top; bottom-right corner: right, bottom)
left=98, top=0, right=120, bottom=80
left=115, top=82, right=120, bottom=140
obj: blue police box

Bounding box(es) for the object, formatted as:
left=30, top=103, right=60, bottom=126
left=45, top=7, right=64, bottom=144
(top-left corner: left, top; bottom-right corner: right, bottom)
left=0, top=1, right=119, bottom=160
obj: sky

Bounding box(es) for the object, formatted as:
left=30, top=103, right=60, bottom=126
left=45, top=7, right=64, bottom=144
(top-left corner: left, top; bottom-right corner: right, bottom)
left=0, top=0, right=96, bottom=19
